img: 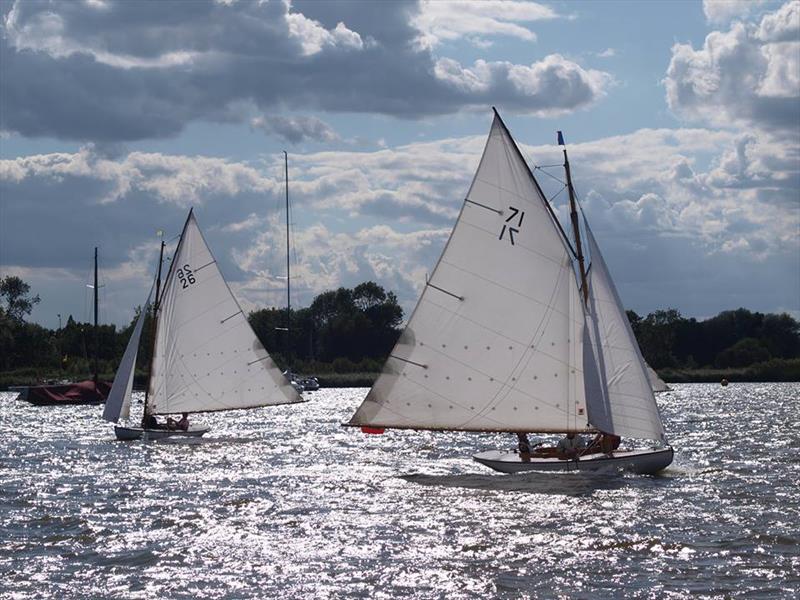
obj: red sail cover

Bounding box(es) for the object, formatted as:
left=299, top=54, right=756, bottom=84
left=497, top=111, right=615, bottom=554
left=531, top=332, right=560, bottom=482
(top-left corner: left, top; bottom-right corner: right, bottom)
left=23, top=380, right=111, bottom=405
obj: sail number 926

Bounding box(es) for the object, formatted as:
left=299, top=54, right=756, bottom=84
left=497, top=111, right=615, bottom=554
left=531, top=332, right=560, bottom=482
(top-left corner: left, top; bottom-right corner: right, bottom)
left=499, top=206, right=525, bottom=245
left=177, top=264, right=196, bottom=289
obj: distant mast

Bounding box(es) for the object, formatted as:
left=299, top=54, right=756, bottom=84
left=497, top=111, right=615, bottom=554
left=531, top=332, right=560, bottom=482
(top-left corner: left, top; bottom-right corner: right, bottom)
left=93, top=247, right=99, bottom=388
left=284, top=150, right=292, bottom=369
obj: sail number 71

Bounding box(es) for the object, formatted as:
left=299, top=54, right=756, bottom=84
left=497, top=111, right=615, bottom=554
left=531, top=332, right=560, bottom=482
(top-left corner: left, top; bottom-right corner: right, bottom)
left=499, top=207, right=525, bottom=245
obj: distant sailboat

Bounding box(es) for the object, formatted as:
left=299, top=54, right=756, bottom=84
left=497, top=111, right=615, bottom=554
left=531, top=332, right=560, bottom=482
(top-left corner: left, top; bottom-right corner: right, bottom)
left=16, top=247, right=111, bottom=405
left=346, top=109, right=673, bottom=475
left=104, top=209, right=304, bottom=440
left=646, top=364, right=670, bottom=393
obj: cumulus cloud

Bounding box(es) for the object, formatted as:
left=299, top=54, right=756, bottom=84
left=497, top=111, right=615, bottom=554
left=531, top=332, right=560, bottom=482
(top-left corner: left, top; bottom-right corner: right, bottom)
left=702, top=0, right=769, bottom=25
left=0, top=0, right=611, bottom=142
left=250, top=114, right=340, bottom=144
left=665, top=1, right=800, bottom=134
left=2, top=119, right=798, bottom=326
left=411, top=0, right=557, bottom=50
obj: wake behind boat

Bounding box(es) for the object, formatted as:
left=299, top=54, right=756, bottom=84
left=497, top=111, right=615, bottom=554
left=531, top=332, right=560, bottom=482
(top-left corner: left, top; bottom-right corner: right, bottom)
left=346, top=109, right=673, bottom=476
left=103, top=209, right=304, bottom=441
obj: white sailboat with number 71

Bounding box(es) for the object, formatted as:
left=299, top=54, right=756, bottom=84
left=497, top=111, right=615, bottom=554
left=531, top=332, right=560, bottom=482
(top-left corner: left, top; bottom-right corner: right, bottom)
left=346, top=109, right=673, bottom=475
left=103, top=209, right=304, bottom=440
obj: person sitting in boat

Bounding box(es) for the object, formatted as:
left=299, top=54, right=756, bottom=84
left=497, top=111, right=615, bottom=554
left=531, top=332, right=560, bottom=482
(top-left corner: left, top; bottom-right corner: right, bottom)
left=517, top=433, right=532, bottom=455
left=144, top=414, right=165, bottom=430
left=167, top=412, right=190, bottom=431
left=586, top=432, right=622, bottom=456
left=177, top=412, right=189, bottom=431
left=556, top=433, right=586, bottom=459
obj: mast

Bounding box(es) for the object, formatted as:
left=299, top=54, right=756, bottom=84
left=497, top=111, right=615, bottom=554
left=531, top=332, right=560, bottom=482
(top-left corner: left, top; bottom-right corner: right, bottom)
left=284, top=150, right=292, bottom=370
left=560, top=132, right=589, bottom=306
left=93, top=247, right=99, bottom=387
left=142, top=237, right=166, bottom=426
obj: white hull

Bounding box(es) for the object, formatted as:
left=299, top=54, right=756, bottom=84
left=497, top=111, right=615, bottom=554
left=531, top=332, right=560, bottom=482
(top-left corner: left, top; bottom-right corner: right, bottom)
left=114, top=425, right=210, bottom=441
left=473, top=447, right=673, bottom=475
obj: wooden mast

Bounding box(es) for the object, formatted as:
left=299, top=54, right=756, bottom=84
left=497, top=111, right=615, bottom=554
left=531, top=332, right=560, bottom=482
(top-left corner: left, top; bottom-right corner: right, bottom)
left=560, top=132, right=589, bottom=306
left=142, top=237, right=166, bottom=427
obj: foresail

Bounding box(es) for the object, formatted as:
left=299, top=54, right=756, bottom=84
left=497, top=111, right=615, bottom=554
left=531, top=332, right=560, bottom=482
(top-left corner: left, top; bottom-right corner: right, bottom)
left=646, top=364, right=669, bottom=392
left=148, top=212, right=302, bottom=415
left=348, top=113, right=589, bottom=433
left=103, top=288, right=153, bottom=423
left=583, top=222, right=666, bottom=442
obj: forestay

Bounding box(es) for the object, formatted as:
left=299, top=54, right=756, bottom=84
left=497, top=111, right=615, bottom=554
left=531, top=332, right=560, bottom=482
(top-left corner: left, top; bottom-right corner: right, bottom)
left=583, top=222, right=666, bottom=442
left=348, top=113, right=589, bottom=433
left=102, top=286, right=153, bottom=423
left=148, top=212, right=301, bottom=415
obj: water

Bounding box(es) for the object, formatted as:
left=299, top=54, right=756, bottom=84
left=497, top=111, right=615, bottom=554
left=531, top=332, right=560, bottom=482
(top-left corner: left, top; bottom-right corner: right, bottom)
left=1, top=383, right=798, bottom=598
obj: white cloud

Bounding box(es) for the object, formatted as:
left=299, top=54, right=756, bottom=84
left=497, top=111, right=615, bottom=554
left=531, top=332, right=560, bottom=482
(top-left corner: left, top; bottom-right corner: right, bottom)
left=412, top=0, right=558, bottom=50
left=284, top=1, right=364, bottom=56
left=2, top=122, right=797, bottom=325
left=758, top=0, right=800, bottom=42
left=596, top=48, right=616, bottom=58
left=250, top=114, right=340, bottom=144
left=665, top=2, right=800, bottom=133
left=702, top=0, right=769, bottom=25
left=433, top=54, right=613, bottom=115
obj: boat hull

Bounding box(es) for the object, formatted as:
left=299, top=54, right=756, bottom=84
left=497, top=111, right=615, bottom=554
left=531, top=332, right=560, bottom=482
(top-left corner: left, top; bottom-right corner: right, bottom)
left=114, top=426, right=210, bottom=441
left=473, top=447, right=673, bottom=475
left=14, top=380, right=112, bottom=405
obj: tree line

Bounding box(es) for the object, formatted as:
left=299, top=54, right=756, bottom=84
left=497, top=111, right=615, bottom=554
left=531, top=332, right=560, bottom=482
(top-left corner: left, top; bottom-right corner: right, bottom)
left=1, top=275, right=798, bottom=383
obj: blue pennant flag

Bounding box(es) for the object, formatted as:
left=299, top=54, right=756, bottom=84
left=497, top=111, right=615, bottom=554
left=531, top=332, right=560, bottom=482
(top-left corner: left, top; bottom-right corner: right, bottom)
left=557, top=131, right=565, bottom=146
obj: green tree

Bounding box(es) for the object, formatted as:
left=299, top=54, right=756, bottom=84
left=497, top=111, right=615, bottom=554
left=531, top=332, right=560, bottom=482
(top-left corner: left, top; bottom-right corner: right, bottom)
left=0, top=276, right=40, bottom=322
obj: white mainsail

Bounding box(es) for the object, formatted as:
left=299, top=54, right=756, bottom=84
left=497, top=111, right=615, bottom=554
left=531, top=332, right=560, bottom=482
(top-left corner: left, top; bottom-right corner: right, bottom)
left=583, top=222, right=666, bottom=441
left=103, top=288, right=153, bottom=423
left=348, top=113, right=589, bottom=432
left=148, top=211, right=302, bottom=415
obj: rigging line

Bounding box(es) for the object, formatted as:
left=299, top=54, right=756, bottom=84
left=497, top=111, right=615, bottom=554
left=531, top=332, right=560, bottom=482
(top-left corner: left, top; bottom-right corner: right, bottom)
left=547, top=185, right=567, bottom=205
left=533, top=163, right=563, bottom=169
left=535, top=166, right=566, bottom=186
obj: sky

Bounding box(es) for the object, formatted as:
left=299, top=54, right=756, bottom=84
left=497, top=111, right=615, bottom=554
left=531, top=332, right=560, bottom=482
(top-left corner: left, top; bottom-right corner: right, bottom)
left=0, top=0, right=798, bottom=330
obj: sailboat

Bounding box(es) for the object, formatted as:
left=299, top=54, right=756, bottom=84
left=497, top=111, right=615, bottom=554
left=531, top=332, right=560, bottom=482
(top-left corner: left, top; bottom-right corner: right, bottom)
left=103, top=209, right=304, bottom=440
left=346, top=109, right=673, bottom=475
left=646, top=364, right=670, bottom=392
left=16, top=247, right=112, bottom=405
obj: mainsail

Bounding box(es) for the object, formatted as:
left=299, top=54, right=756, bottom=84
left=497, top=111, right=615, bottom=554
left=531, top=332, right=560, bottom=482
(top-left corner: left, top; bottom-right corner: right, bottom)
left=148, top=211, right=302, bottom=415
left=348, top=112, right=589, bottom=433
left=348, top=110, right=668, bottom=443
left=103, top=287, right=153, bottom=423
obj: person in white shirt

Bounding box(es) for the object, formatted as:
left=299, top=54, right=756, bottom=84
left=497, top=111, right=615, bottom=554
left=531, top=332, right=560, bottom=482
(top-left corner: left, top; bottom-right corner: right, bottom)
left=556, top=433, right=586, bottom=459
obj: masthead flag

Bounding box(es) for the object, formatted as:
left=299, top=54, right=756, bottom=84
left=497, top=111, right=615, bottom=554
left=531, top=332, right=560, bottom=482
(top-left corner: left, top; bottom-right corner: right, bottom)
left=557, top=131, right=565, bottom=146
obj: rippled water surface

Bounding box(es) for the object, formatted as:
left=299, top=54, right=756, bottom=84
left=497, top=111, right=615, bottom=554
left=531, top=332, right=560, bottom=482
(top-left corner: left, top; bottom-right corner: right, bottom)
left=1, top=383, right=799, bottom=598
